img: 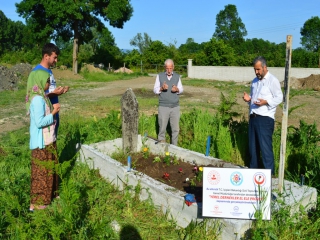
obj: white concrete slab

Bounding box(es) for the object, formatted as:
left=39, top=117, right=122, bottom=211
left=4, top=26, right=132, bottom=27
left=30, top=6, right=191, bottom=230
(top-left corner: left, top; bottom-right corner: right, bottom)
left=78, top=136, right=317, bottom=239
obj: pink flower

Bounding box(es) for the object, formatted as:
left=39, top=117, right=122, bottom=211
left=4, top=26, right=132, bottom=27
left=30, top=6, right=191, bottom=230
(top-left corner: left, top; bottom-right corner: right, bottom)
left=193, top=166, right=198, bottom=172
left=178, top=168, right=183, bottom=173
left=25, top=95, right=29, bottom=102
left=32, top=85, right=39, bottom=93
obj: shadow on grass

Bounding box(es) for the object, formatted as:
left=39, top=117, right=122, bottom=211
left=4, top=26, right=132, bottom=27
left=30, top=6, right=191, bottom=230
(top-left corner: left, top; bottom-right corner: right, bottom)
left=120, top=224, right=142, bottom=240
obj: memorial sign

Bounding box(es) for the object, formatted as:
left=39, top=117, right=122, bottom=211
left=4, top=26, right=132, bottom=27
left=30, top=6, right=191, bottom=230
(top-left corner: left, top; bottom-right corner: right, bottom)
left=202, top=168, right=271, bottom=220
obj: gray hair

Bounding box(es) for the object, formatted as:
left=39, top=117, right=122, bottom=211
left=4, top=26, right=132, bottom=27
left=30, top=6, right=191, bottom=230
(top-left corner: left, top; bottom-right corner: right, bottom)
left=253, top=56, right=267, bottom=67
left=164, top=59, right=174, bottom=67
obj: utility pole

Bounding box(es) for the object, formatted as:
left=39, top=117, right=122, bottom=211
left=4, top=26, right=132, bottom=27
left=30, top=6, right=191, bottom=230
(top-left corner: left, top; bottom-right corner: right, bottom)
left=278, top=35, right=292, bottom=192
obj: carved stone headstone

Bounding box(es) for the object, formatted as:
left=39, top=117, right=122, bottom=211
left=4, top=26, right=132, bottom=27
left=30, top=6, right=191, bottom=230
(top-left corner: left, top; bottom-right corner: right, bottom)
left=121, top=88, right=139, bottom=153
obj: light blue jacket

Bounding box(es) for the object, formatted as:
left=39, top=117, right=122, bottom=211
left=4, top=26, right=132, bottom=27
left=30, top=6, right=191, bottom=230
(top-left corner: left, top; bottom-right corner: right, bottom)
left=29, top=96, right=54, bottom=149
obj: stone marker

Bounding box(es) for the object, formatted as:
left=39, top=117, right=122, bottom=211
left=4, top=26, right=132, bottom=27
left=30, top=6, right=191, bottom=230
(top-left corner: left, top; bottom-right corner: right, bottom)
left=121, top=88, right=139, bottom=153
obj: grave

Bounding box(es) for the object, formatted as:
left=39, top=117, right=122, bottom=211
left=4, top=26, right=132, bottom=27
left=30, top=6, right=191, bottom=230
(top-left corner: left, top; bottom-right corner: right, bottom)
left=78, top=89, right=317, bottom=239
left=121, top=88, right=139, bottom=153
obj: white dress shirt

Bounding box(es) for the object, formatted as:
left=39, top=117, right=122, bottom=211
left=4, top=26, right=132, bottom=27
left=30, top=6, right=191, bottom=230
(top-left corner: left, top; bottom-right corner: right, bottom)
left=250, top=71, right=283, bottom=119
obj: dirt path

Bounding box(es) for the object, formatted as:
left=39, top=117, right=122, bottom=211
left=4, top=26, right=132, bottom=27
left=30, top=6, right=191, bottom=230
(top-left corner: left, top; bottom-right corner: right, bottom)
left=1, top=71, right=320, bottom=136
left=0, top=75, right=222, bottom=135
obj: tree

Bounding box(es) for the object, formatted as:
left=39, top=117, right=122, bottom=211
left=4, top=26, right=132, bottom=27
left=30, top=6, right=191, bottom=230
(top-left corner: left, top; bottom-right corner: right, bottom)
left=292, top=48, right=318, bottom=68
left=124, top=49, right=142, bottom=67
left=301, top=16, right=320, bottom=52
left=0, top=10, right=30, bottom=55
left=203, top=38, right=236, bottom=66
left=90, top=27, right=123, bottom=69
left=16, top=0, right=133, bottom=74
left=213, top=4, right=247, bottom=44
left=178, top=38, right=203, bottom=54
left=300, top=16, right=320, bottom=67
left=130, top=33, right=152, bottom=54
left=143, top=40, right=169, bottom=65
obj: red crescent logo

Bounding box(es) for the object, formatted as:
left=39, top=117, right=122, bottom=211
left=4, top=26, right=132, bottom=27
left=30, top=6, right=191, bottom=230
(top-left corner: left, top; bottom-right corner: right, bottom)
left=254, top=175, right=265, bottom=185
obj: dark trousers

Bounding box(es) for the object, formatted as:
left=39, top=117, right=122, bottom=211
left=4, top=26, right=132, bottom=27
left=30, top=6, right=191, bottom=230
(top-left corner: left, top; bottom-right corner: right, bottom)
left=249, top=115, right=275, bottom=175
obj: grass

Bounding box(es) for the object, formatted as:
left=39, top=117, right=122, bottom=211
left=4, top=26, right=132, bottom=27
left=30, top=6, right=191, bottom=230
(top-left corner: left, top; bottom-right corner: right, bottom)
left=2, top=69, right=320, bottom=238
left=81, top=70, right=148, bottom=82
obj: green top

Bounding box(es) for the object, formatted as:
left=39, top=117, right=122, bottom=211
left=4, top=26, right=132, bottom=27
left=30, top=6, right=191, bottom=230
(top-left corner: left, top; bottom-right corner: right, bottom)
left=25, top=69, right=52, bottom=115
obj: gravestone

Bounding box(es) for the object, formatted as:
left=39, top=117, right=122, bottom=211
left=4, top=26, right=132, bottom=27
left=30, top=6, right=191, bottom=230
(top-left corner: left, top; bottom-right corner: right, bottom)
left=121, top=88, right=139, bottom=153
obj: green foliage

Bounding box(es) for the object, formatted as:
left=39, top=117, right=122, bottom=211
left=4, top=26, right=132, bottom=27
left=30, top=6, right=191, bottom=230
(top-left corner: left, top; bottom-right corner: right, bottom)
left=3, top=90, right=320, bottom=238
left=77, top=44, right=95, bottom=67
left=16, top=0, right=133, bottom=43
left=300, top=16, right=320, bottom=52
left=88, top=27, right=123, bottom=68
left=0, top=47, right=41, bottom=65
left=142, top=40, right=170, bottom=64
left=80, top=70, right=146, bottom=83
left=292, top=47, right=319, bottom=68
left=124, top=49, right=142, bottom=67
left=286, top=121, right=320, bottom=186
left=2, top=3, right=320, bottom=69
left=130, top=32, right=152, bottom=54
left=16, top=0, right=133, bottom=73
left=179, top=38, right=203, bottom=55
left=203, top=38, right=236, bottom=66
left=214, top=119, right=234, bottom=162
left=80, top=110, right=122, bottom=144
left=217, top=91, right=239, bottom=123
left=0, top=11, right=32, bottom=55
left=213, top=4, right=247, bottom=44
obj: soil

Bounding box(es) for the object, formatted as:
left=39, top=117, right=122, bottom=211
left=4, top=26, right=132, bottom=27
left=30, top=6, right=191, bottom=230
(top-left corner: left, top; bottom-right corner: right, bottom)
left=116, top=151, right=215, bottom=202
left=2, top=63, right=320, bottom=136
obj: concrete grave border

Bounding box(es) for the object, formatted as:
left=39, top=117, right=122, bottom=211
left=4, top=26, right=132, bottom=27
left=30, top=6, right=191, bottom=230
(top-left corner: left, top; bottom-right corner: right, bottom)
left=78, top=135, right=317, bottom=239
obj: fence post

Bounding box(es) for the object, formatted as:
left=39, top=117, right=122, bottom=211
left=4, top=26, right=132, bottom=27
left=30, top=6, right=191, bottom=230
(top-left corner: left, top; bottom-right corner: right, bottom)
left=278, top=35, right=292, bottom=193
left=187, top=59, right=193, bottom=78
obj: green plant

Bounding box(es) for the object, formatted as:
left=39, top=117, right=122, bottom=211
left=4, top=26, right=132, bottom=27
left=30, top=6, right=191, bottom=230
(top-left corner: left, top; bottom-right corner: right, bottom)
left=153, top=156, right=161, bottom=163
left=163, top=151, right=170, bottom=166
left=189, top=178, right=196, bottom=188
left=195, top=167, right=203, bottom=182
left=172, top=154, right=179, bottom=165
left=142, top=146, right=149, bottom=159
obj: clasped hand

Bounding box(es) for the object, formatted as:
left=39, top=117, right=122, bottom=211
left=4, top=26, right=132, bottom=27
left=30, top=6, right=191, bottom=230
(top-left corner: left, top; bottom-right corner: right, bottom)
left=161, top=81, right=178, bottom=93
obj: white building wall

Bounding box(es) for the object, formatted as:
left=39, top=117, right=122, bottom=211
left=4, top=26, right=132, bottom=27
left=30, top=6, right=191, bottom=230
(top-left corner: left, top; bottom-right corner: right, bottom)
left=187, top=59, right=320, bottom=82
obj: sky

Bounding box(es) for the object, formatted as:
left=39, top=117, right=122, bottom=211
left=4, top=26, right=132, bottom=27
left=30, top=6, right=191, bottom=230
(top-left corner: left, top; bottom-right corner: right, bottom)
left=1, top=0, right=319, bottom=50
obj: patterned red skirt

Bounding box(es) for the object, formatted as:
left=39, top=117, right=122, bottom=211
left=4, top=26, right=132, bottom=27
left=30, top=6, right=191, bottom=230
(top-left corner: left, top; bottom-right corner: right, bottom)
left=30, top=142, right=59, bottom=205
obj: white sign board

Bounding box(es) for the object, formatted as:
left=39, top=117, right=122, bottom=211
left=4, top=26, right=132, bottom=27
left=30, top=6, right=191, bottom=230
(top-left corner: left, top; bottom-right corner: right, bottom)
left=202, top=168, right=271, bottom=220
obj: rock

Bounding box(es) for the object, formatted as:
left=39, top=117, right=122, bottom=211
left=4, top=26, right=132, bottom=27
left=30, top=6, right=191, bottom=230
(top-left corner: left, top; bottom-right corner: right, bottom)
left=0, top=65, right=20, bottom=91
left=10, top=63, right=32, bottom=77
left=114, top=67, right=133, bottom=73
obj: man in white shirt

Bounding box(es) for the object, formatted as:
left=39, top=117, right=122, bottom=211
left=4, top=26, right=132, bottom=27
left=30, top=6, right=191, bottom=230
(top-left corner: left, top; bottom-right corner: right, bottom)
left=243, top=56, right=283, bottom=175
left=153, top=59, right=183, bottom=145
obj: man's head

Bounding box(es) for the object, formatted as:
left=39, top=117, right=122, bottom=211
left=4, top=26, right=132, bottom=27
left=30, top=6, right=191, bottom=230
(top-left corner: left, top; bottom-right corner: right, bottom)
left=253, top=56, right=268, bottom=80
left=41, top=43, right=60, bottom=68
left=164, top=59, right=174, bottom=76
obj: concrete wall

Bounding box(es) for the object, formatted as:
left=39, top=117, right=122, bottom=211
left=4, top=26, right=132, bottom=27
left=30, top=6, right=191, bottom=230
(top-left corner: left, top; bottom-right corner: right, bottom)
left=187, top=59, right=320, bottom=82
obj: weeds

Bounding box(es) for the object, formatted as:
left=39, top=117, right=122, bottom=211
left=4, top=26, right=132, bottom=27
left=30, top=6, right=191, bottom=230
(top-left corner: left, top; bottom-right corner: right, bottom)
left=2, top=72, right=320, bottom=239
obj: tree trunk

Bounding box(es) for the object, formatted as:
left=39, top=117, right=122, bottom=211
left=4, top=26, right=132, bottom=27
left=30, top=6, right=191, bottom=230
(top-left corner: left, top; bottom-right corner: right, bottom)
left=73, top=38, right=78, bottom=74
left=73, top=23, right=79, bottom=74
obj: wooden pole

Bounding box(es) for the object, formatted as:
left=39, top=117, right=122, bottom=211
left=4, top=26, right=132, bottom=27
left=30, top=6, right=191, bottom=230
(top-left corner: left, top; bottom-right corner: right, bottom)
left=278, top=35, right=292, bottom=193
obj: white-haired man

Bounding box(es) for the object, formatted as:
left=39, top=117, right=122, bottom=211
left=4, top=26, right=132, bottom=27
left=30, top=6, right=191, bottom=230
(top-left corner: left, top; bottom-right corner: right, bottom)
left=153, top=59, right=183, bottom=145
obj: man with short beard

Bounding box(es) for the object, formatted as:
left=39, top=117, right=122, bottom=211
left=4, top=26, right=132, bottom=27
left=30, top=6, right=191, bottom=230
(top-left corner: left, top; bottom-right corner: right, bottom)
left=243, top=56, right=283, bottom=176
left=32, top=43, right=69, bottom=137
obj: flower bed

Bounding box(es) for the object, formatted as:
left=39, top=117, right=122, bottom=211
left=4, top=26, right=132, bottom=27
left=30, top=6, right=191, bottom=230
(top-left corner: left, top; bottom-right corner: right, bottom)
left=111, top=147, right=216, bottom=202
